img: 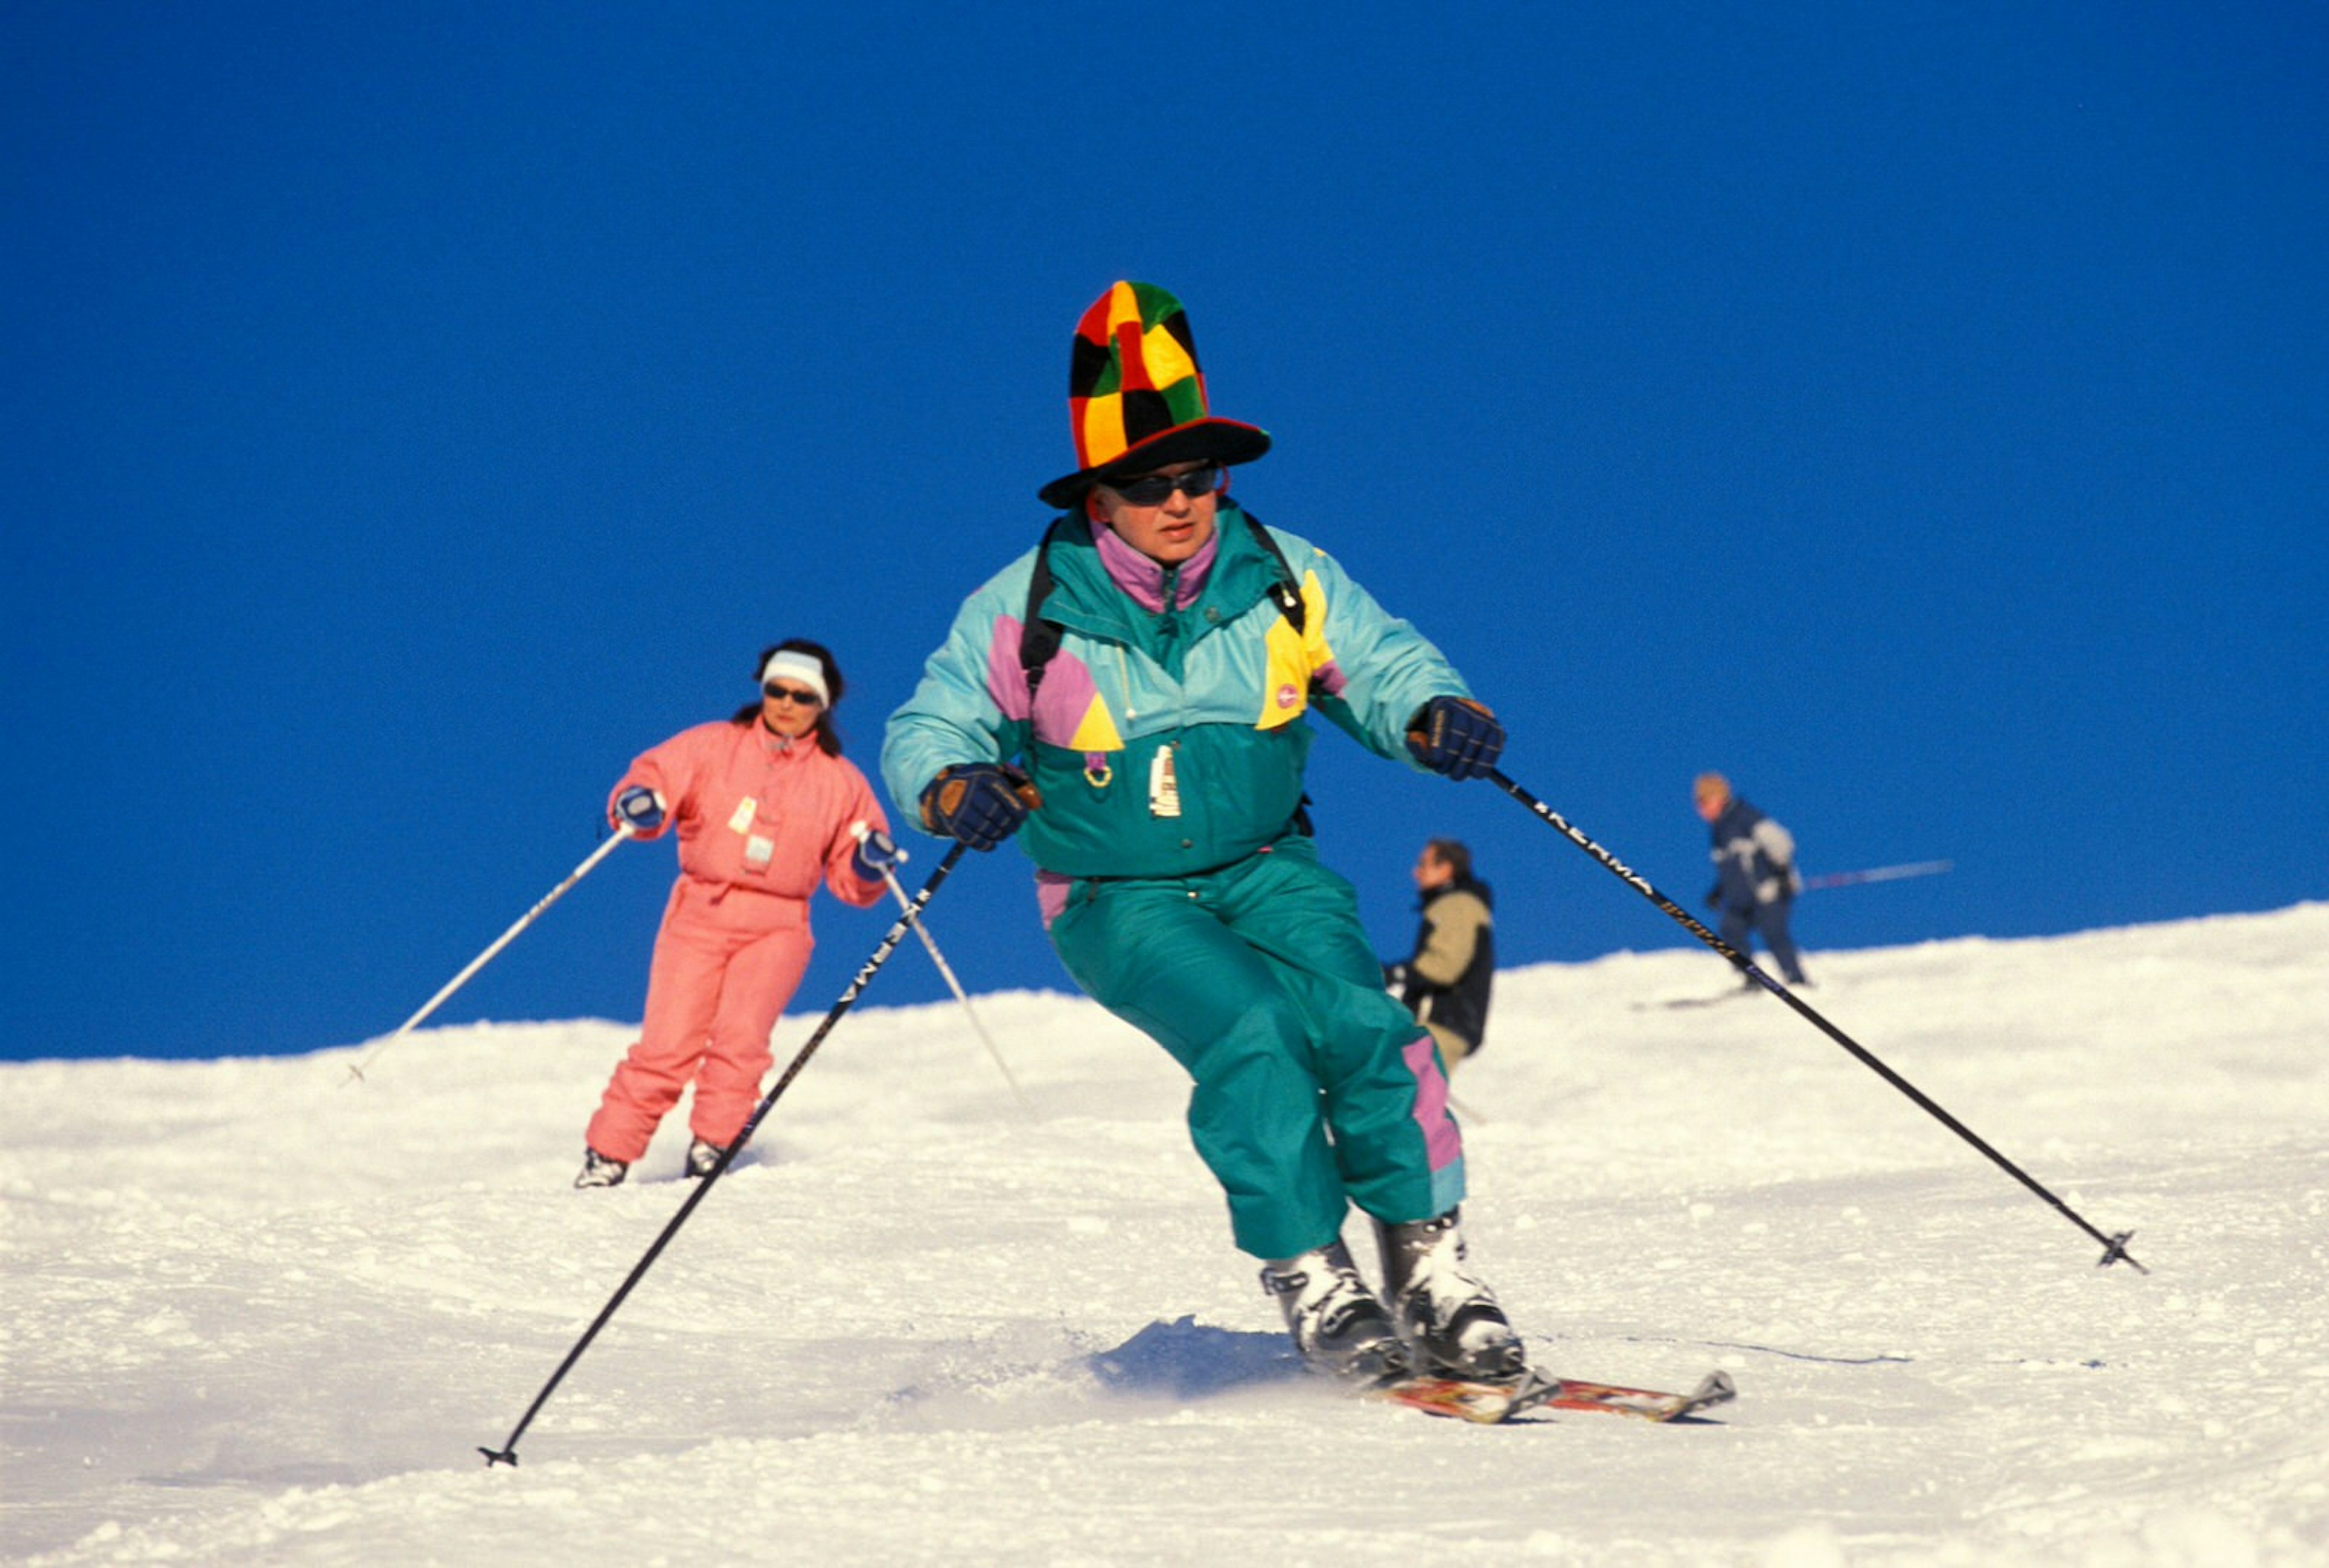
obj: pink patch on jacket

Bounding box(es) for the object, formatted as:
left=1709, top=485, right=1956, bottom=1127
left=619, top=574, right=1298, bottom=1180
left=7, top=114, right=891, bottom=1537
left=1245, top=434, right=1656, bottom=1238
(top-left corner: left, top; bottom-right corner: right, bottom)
left=984, top=616, right=1034, bottom=721
left=985, top=613, right=1107, bottom=749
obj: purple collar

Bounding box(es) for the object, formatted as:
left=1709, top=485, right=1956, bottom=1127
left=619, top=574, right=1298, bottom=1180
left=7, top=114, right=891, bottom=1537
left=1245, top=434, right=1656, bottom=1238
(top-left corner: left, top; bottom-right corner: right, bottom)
left=1092, top=519, right=1218, bottom=612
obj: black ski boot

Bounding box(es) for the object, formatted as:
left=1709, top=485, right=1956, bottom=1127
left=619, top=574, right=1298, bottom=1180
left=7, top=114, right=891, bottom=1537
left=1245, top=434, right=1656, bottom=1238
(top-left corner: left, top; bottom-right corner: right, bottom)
left=1260, top=1240, right=1411, bottom=1382
left=1374, top=1207, right=1526, bottom=1382
left=684, top=1137, right=729, bottom=1179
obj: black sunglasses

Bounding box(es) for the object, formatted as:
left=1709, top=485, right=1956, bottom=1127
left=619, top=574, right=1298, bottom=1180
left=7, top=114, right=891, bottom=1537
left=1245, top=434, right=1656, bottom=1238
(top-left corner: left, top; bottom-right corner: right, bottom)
left=1103, top=463, right=1225, bottom=506
left=762, top=684, right=825, bottom=707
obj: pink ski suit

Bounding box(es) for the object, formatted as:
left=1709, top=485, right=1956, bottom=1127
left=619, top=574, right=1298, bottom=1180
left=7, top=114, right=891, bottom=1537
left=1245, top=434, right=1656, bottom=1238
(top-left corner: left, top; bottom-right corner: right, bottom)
left=585, top=721, right=890, bottom=1163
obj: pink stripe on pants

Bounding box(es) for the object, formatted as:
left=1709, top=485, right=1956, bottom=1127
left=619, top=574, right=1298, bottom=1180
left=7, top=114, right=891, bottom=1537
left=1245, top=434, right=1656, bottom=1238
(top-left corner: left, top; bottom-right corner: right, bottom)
left=586, top=878, right=814, bottom=1163
left=1402, top=1034, right=1464, bottom=1173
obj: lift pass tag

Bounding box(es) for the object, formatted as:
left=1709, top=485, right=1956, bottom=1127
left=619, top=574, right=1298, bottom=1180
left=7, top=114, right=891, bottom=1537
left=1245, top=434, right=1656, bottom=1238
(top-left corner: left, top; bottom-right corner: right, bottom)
left=728, top=798, right=758, bottom=833
left=1148, top=747, right=1181, bottom=818
left=744, top=834, right=775, bottom=869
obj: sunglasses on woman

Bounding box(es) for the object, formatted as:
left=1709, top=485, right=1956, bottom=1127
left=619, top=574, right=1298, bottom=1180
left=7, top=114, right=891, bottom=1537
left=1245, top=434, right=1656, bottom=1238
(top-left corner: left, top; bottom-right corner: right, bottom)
left=1103, top=463, right=1225, bottom=506
left=762, top=684, right=824, bottom=707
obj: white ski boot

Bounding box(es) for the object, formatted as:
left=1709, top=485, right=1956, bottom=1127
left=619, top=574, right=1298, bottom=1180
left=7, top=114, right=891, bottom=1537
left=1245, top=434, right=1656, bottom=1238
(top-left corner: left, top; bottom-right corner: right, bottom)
left=1374, top=1208, right=1526, bottom=1382
left=573, top=1149, right=628, bottom=1189
left=1260, top=1239, right=1411, bottom=1382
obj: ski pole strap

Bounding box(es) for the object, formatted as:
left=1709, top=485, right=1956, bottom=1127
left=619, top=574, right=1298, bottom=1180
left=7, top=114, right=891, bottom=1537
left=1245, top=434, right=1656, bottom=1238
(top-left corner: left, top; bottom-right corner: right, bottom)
left=1482, top=767, right=2145, bottom=1276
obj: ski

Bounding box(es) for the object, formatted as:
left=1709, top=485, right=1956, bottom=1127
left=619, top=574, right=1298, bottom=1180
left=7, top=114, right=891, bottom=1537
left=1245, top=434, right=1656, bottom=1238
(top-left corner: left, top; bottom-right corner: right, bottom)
left=1368, top=1375, right=1519, bottom=1422
left=1801, top=859, right=1951, bottom=891
left=1370, top=1367, right=1736, bottom=1425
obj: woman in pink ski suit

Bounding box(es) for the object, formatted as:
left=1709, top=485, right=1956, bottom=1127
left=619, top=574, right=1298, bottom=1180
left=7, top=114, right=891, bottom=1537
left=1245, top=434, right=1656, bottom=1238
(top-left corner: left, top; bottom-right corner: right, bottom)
left=576, top=639, right=896, bottom=1188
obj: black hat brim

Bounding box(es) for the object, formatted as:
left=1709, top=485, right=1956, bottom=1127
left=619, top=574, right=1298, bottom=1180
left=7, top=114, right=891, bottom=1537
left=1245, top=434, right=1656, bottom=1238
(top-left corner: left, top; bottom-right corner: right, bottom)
left=1037, top=419, right=1272, bottom=510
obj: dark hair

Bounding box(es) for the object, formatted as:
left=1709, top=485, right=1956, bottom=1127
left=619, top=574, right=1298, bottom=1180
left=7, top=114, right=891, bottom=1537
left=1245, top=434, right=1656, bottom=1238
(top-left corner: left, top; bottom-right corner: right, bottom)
left=731, top=638, right=847, bottom=755
left=1425, top=837, right=1473, bottom=883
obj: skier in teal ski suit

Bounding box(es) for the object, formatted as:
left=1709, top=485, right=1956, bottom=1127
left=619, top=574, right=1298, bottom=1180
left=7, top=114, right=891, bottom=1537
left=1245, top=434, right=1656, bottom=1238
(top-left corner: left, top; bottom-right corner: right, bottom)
left=882, top=281, right=1525, bottom=1385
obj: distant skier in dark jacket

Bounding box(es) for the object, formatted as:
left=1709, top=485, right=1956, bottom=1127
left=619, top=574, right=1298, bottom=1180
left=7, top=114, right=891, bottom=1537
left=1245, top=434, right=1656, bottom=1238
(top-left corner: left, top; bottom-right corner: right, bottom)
left=1388, top=838, right=1494, bottom=1068
left=1695, top=772, right=1808, bottom=986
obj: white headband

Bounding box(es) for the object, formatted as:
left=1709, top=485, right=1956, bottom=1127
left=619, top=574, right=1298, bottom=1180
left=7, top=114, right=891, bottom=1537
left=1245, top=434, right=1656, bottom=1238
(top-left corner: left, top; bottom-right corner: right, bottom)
left=759, top=650, right=830, bottom=705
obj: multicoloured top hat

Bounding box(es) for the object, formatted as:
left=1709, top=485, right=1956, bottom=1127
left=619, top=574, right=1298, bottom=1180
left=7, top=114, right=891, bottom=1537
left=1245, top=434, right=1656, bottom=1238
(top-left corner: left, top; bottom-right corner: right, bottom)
left=1037, top=281, right=1272, bottom=509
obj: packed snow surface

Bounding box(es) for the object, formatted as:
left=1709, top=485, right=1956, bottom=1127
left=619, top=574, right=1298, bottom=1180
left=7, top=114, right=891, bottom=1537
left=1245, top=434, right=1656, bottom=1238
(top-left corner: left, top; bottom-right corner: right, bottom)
left=5, top=906, right=2327, bottom=1566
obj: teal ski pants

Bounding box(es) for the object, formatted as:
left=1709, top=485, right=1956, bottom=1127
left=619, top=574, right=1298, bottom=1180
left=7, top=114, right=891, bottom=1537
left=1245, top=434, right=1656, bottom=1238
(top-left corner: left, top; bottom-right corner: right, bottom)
left=1047, top=837, right=1465, bottom=1260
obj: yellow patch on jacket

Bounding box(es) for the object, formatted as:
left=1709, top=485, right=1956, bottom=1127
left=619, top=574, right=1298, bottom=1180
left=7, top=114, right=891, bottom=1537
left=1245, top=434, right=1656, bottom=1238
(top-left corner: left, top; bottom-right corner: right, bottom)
left=1256, top=570, right=1334, bottom=730
left=1067, top=691, right=1125, bottom=752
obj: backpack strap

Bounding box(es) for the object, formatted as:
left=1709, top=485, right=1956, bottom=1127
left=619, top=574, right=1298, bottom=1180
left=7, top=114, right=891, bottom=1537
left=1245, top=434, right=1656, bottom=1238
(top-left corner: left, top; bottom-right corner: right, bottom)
left=1240, top=510, right=1308, bottom=634
left=1019, top=515, right=1074, bottom=702
left=1020, top=510, right=1307, bottom=702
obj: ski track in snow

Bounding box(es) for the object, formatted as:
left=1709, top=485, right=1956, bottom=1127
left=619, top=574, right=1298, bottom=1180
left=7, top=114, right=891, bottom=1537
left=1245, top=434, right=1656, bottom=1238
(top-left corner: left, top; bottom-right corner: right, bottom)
left=4, top=906, right=2327, bottom=1565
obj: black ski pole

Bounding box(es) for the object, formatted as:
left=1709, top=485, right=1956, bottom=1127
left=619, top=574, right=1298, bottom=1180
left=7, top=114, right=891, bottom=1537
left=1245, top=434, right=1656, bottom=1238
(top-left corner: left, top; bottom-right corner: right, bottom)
left=479, top=841, right=970, bottom=1467
left=1484, top=769, right=2143, bottom=1274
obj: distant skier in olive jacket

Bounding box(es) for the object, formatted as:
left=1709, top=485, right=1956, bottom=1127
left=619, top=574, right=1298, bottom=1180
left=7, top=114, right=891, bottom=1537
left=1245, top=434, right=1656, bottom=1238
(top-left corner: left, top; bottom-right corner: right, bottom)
left=883, top=281, right=1525, bottom=1388
left=1388, top=838, right=1494, bottom=1069
left=1695, top=772, right=1808, bottom=986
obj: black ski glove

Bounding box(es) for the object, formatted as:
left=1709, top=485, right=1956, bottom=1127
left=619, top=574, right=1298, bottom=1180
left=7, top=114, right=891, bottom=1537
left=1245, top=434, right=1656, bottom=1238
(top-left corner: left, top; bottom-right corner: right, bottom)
left=1406, top=696, right=1505, bottom=780
left=919, top=764, right=1040, bottom=851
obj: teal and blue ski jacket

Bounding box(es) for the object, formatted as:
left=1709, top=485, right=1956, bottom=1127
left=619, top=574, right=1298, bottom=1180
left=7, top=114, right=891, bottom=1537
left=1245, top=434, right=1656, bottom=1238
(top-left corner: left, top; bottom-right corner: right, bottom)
left=882, top=506, right=1479, bottom=1257
left=881, top=506, right=1472, bottom=886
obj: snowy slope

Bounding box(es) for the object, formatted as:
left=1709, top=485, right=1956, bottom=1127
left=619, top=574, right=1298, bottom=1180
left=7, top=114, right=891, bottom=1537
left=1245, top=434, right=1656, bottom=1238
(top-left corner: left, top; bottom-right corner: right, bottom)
left=4, top=906, right=2327, bottom=1566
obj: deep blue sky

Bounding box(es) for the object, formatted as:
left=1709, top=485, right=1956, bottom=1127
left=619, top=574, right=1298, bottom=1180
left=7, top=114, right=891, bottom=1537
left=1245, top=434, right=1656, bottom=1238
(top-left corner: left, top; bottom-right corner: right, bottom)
left=7, top=4, right=2324, bottom=1062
